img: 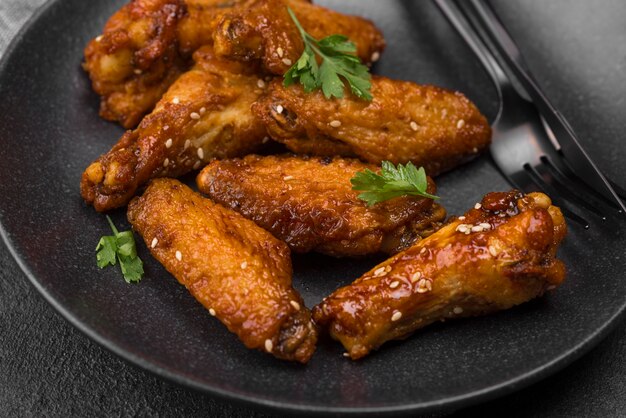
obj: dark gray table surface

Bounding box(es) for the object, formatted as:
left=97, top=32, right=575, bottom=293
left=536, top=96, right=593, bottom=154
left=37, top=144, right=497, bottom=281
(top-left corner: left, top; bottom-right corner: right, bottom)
left=1, top=0, right=626, bottom=416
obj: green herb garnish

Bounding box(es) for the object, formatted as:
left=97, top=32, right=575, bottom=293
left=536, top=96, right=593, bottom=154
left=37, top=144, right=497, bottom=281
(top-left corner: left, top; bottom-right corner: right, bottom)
left=96, top=215, right=144, bottom=283
left=283, top=7, right=372, bottom=100
left=351, top=161, right=439, bottom=206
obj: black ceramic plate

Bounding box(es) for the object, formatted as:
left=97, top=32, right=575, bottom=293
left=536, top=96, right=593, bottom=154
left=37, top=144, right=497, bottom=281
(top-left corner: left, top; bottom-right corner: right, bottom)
left=1, top=0, right=625, bottom=415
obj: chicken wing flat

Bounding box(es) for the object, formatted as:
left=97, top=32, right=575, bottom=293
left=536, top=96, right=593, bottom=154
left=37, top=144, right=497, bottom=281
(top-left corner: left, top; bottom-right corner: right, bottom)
left=128, top=178, right=318, bottom=363
left=253, top=78, right=491, bottom=176
left=196, top=155, right=446, bottom=257
left=81, top=46, right=267, bottom=212
left=313, top=191, right=567, bottom=359
left=83, top=0, right=189, bottom=128
left=213, top=0, right=385, bottom=75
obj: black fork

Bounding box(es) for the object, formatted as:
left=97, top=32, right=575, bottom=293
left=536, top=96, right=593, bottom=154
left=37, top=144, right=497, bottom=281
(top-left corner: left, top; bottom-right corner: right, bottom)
left=434, top=0, right=626, bottom=228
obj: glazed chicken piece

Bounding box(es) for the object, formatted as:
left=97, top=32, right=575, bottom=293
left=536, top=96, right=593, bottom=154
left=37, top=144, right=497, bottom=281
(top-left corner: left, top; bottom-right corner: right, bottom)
left=213, top=0, right=385, bottom=75
left=313, top=191, right=567, bottom=359
left=84, top=0, right=383, bottom=128
left=128, top=179, right=318, bottom=363
left=197, top=155, right=446, bottom=257
left=81, top=46, right=268, bottom=212
left=83, top=0, right=189, bottom=128
left=253, top=79, right=491, bottom=176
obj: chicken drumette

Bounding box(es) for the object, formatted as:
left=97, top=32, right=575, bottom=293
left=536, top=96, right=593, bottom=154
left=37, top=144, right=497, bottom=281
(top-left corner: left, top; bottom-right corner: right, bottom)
left=253, top=78, right=491, bottom=176
left=313, top=191, right=567, bottom=359
left=197, top=155, right=446, bottom=257
left=84, top=0, right=384, bottom=128
left=128, top=178, right=318, bottom=363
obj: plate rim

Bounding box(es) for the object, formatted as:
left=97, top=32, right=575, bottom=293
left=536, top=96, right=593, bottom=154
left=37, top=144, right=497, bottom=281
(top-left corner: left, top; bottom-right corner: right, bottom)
left=1, top=0, right=625, bottom=415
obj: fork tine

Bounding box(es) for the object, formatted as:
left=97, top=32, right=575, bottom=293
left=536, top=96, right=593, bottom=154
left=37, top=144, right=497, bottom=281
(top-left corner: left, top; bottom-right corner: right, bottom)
left=521, top=165, right=590, bottom=228
left=500, top=165, right=590, bottom=228
left=528, top=156, right=606, bottom=220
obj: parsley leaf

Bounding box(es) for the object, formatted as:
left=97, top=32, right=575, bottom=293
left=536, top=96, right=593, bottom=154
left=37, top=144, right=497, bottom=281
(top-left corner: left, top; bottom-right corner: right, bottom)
left=284, top=7, right=373, bottom=100
left=351, top=161, right=439, bottom=206
left=96, top=215, right=144, bottom=283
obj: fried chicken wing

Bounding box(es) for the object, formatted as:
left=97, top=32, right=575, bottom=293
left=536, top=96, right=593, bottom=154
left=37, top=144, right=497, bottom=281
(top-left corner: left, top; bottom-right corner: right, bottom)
left=84, top=0, right=382, bottom=128
left=253, top=79, right=492, bottom=176
left=128, top=178, right=317, bottom=363
left=313, top=191, right=567, bottom=359
left=213, top=0, right=385, bottom=75
left=83, top=0, right=188, bottom=128
left=196, top=155, right=446, bottom=257
left=81, top=46, right=267, bottom=212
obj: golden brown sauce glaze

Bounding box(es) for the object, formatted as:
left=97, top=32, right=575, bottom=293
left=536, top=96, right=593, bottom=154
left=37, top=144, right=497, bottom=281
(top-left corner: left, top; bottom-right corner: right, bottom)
left=197, top=155, right=446, bottom=257
left=128, top=179, right=317, bottom=363
left=313, top=191, right=567, bottom=359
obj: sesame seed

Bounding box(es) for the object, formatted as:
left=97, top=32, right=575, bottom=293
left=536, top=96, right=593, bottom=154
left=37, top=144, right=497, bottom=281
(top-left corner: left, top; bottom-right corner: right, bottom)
left=488, top=246, right=498, bottom=256
left=134, top=69, right=142, bottom=75
left=165, top=138, right=173, bottom=148
left=172, top=97, right=180, bottom=104
left=151, top=237, right=158, bottom=248
left=343, top=352, right=351, bottom=358
left=197, top=148, right=204, bottom=159
left=474, top=203, right=482, bottom=210
left=163, top=158, right=169, bottom=167
left=282, top=58, right=292, bottom=66
left=416, top=278, right=432, bottom=293
left=163, top=125, right=169, bottom=131
left=276, top=105, right=284, bottom=114
left=373, top=267, right=387, bottom=277
left=262, top=136, right=270, bottom=144
left=391, top=311, right=402, bottom=322
left=329, top=120, right=342, bottom=128
left=456, top=224, right=468, bottom=233
left=193, top=161, right=201, bottom=170
left=410, top=271, right=422, bottom=283
left=241, top=261, right=247, bottom=269
left=264, top=339, right=273, bottom=352
left=410, top=121, right=419, bottom=131
left=209, top=308, right=216, bottom=316
left=389, top=281, right=400, bottom=289
left=175, top=251, right=182, bottom=261
left=371, top=51, right=380, bottom=62
left=95, top=35, right=103, bottom=42
left=276, top=47, right=284, bottom=57
left=283, top=175, right=294, bottom=181
left=472, top=147, right=479, bottom=153
left=290, top=300, right=301, bottom=311
left=471, top=225, right=483, bottom=232
left=257, top=79, right=266, bottom=88
left=184, top=139, right=191, bottom=150
left=453, top=306, right=463, bottom=314
left=479, top=222, right=491, bottom=229
left=420, top=247, right=427, bottom=254
left=190, top=112, right=201, bottom=120
left=457, top=119, right=465, bottom=129
left=199, top=107, right=206, bottom=114
left=458, top=216, right=466, bottom=220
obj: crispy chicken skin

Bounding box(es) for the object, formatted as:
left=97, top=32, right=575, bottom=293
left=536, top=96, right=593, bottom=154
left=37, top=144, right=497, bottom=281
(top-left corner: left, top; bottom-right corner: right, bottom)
left=128, top=179, right=318, bottom=363
left=253, top=79, right=491, bottom=176
left=213, top=0, right=385, bottom=75
left=197, top=155, right=446, bottom=257
left=313, top=191, right=567, bottom=359
left=81, top=46, right=267, bottom=212
left=83, top=0, right=188, bottom=128
left=84, top=0, right=381, bottom=127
